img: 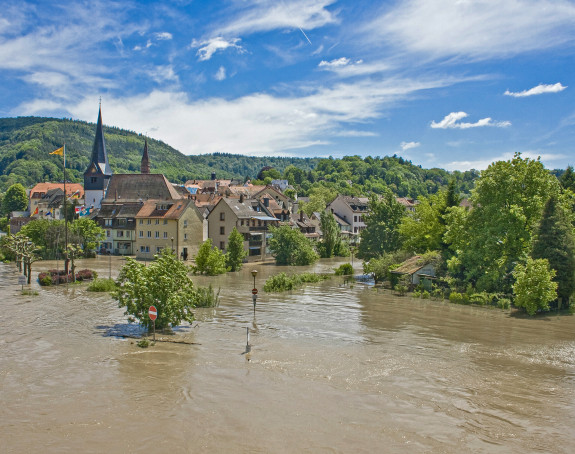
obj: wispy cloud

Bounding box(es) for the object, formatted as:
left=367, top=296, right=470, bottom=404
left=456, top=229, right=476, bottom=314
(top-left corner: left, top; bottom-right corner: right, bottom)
left=504, top=83, right=567, bottom=97
left=217, top=0, right=339, bottom=36
left=318, top=57, right=389, bottom=77
left=154, top=32, right=173, bottom=41
left=147, top=65, right=179, bottom=84
left=367, top=0, right=575, bottom=60
left=400, top=141, right=420, bottom=151
left=191, top=37, right=245, bottom=61
left=441, top=151, right=567, bottom=171
left=22, top=75, right=460, bottom=156
left=215, top=66, right=226, bottom=81
left=431, top=112, right=511, bottom=129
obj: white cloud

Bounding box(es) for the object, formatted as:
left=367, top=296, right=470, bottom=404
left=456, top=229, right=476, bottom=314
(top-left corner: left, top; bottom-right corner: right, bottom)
left=20, top=75, right=460, bottom=156
left=134, top=40, right=152, bottom=51
left=431, top=112, right=511, bottom=129
left=400, top=141, right=420, bottom=151
left=319, top=57, right=350, bottom=68
left=318, top=58, right=390, bottom=78
left=367, top=0, right=575, bottom=60
left=504, top=83, right=567, bottom=97
left=215, top=66, right=226, bottom=81
left=191, top=37, right=245, bottom=61
left=441, top=151, right=567, bottom=171
left=147, top=65, right=179, bottom=84
left=217, top=0, right=338, bottom=36
left=154, top=32, right=173, bottom=41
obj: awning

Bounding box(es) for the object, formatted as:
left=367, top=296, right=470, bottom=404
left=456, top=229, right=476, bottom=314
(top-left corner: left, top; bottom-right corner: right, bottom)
left=251, top=216, right=278, bottom=221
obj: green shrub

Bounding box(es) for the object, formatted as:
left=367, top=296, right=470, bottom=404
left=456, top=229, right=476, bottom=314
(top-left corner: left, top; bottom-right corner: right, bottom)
left=87, top=278, right=117, bottom=292
left=195, top=285, right=220, bottom=308
left=412, top=290, right=421, bottom=298
left=264, top=272, right=330, bottom=292
left=395, top=284, right=407, bottom=296
left=137, top=338, right=150, bottom=348
left=421, top=290, right=430, bottom=299
left=334, top=263, right=353, bottom=276
left=39, top=274, right=52, bottom=286
left=497, top=298, right=511, bottom=310
left=449, top=292, right=464, bottom=304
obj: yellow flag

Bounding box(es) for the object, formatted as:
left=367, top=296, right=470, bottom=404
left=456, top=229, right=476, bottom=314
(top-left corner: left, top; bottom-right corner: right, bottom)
left=50, top=146, right=64, bottom=155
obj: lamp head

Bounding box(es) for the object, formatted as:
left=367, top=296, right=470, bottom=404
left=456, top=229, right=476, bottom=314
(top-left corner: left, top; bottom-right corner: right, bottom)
left=251, top=270, right=258, bottom=278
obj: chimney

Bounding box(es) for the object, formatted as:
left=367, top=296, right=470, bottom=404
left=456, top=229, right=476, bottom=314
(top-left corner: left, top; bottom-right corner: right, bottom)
left=239, top=194, right=244, bottom=203
left=211, top=172, right=216, bottom=180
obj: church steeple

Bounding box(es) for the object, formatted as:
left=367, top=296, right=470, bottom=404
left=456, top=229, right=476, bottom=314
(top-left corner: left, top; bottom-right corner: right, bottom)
left=90, top=106, right=112, bottom=176
left=84, top=105, right=113, bottom=209
left=141, top=138, right=150, bottom=174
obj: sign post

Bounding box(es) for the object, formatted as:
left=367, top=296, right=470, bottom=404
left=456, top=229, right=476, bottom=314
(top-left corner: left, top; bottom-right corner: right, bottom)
left=252, top=288, right=258, bottom=314
left=18, top=275, right=26, bottom=291
left=148, top=305, right=157, bottom=342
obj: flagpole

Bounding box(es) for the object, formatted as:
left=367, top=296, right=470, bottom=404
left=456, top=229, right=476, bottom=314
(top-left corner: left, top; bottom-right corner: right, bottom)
left=64, top=143, right=69, bottom=276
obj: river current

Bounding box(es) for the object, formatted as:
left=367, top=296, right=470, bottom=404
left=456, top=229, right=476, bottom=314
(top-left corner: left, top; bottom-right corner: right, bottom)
left=1, top=256, right=574, bottom=453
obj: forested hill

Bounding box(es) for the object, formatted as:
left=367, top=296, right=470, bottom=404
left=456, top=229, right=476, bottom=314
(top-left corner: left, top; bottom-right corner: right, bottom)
left=0, top=116, right=478, bottom=197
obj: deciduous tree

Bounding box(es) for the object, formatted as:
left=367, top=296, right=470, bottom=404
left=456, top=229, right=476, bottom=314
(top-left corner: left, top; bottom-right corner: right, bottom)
left=268, top=225, right=319, bottom=265
left=226, top=227, right=247, bottom=271
left=512, top=258, right=557, bottom=316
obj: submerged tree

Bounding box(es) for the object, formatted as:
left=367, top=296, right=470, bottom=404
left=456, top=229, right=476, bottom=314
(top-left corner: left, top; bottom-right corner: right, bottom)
left=532, top=195, right=575, bottom=309
left=268, top=225, right=319, bottom=266
left=513, top=258, right=557, bottom=316
left=193, top=238, right=228, bottom=275
left=114, top=249, right=200, bottom=330
left=226, top=227, right=247, bottom=272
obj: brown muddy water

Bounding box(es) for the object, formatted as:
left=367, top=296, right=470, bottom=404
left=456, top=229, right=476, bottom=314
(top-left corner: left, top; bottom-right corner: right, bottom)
left=1, top=256, right=575, bottom=453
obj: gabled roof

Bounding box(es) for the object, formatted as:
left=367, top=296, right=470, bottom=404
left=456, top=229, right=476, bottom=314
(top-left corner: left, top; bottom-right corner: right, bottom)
left=331, top=195, right=369, bottom=211
left=210, top=197, right=277, bottom=220
left=390, top=256, right=434, bottom=275
left=136, top=199, right=195, bottom=220
left=30, top=183, right=84, bottom=199
left=102, top=174, right=184, bottom=203
left=98, top=203, right=142, bottom=218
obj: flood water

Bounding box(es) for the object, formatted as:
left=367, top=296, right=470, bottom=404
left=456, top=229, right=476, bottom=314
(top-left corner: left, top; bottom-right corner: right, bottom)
left=1, top=256, right=575, bottom=453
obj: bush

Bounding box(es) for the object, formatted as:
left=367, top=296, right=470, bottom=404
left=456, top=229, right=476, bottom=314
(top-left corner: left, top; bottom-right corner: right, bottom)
left=194, top=285, right=220, bottom=308
left=412, top=290, right=421, bottom=298
left=264, top=272, right=330, bottom=292
left=421, top=290, right=430, bottom=299
left=497, top=298, right=511, bottom=310
left=334, top=263, right=353, bottom=276
left=87, top=278, right=117, bottom=292
left=395, top=284, right=407, bottom=296
left=76, top=269, right=97, bottom=281
left=38, top=272, right=52, bottom=286
left=449, top=292, right=464, bottom=304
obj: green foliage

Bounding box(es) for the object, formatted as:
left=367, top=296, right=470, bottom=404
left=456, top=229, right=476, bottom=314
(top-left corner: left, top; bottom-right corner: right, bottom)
left=559, top=166, right=575, bottom=191
left=70, top=218, right=105, bottom=255
left=193, top=239, right=228, bottom=275
left=358, top=191, right=405, bottom=259
left=319, top=210, right=342, bottom=258
left=300, top=185, right=338, bottom=215
left=399, top=191, right=448, bottom=253
left=449, top=292, right=464, bottom=304
left=512, top=258, right=558, bottom=316
left=531, top=195, right=575, bottom=309
left=2, top=183, right=28, bottom=214
left=268, top=225, right=319, bottom=266
left=194, top=284, right=220, bottom=308
left=453, top=153, right=561, bottom=293
left=263, top=272, right=330, bottom=292
left=114, top=249, right=200, bottom=330
left=87, top=278, right=117, bottom=292
left=363, top=250, right=410, bottom=284
left=334, top=263, right=353, bottom=276
left=0, top=216, right=8, bottom=233
left=137, top=338, right=150, bottom=348
left=225, top=227, right=247, bottom=272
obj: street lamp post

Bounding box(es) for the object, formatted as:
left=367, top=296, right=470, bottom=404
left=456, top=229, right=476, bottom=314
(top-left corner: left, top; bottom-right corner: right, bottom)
left=251, top=269, right=258, bottom=314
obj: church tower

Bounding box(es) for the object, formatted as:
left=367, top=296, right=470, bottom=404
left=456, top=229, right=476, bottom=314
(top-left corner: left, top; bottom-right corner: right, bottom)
left=141, top=138, right=150, bottom=174
left=84, top=106, right=113, bottom=209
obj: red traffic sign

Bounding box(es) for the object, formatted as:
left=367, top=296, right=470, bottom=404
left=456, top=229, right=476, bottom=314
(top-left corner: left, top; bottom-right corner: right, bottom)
left=252, top=288, right=258, bottom=295
left=149, top=305, right=157, bottom=321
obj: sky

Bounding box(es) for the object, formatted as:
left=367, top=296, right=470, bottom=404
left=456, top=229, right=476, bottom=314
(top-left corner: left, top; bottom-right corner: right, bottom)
left=1, top=0, right=575, bottom=172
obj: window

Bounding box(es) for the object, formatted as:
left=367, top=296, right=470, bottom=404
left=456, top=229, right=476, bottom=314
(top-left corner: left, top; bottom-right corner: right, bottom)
left=106, top=230, right=111, bottom=237
left=240, top=220, right=244, bottom=226
left=184, top=233, right=188, bottom=240
left=147, top=231, right=151, bottom=238
left=147, top=219, right=151, bottom=225
left=140, top=246, right=146, bottom=252
left=163, top=219, right=168, bottom=225
left=220, top=226, right=225, bottom=235
left=139, top=231, right=143, bottom=238
left=354, top=215, right=357, bottom=222
left=104, top=219, right=112, bottom=226
left=220, top=212, right=225, bottom=221
left=156, top=247, right=162, bottom=253
left=117, top=231, right=124, bottom=238
left=163, top=232, right=168, bottom=239
left=220, top=241, right=225, bottom=250
left=139, top=219, right=143, bottom=225
left=118, top=219, right=126, bottom=226
left=155, top=219, right=159, bottom=225
left=183, top=220, right=187, bottom=228
left=90, top=177, right=97, bottom=184
left=155, top=231, right=160, bottom=238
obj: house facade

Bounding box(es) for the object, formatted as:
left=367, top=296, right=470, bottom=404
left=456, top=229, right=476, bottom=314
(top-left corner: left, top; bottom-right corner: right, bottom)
left=134, top=199, right=205, bottom=261
left=327, top=195, right=369, bottom=236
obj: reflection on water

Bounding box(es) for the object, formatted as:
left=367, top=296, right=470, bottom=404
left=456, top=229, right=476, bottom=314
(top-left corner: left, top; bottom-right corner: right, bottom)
left=1, top=257, right=575, bottom=453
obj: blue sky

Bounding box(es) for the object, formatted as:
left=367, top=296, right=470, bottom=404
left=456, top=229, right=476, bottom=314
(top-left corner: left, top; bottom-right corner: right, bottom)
left=1, top=0, right=575, bottom=171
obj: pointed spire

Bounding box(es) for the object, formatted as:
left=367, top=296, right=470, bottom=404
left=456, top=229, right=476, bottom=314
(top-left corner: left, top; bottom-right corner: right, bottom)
left=89, top=106, right=112, bottom=176
left=141, top=138, right=150, bottom=174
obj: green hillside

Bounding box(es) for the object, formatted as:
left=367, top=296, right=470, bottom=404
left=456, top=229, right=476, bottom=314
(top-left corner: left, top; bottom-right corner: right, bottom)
left=0, top=116, right=479, bottom=198
left=0, top=116, right=320, bottom=192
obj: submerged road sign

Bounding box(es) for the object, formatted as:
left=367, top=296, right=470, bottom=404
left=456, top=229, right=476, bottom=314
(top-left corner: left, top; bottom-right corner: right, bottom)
left=252, top=288, right=258, bottom=295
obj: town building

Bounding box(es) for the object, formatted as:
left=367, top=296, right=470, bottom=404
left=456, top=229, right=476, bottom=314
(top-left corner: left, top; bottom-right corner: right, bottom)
left=327, top=195, right=369, bottom=236
left=28, top=183, right=84, bottom=219
left=84, top=107, right=113, bottom=210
